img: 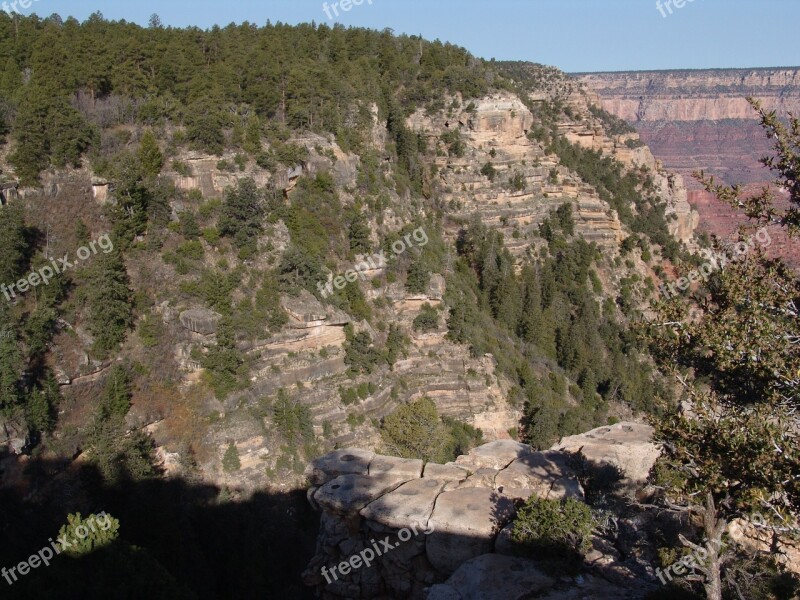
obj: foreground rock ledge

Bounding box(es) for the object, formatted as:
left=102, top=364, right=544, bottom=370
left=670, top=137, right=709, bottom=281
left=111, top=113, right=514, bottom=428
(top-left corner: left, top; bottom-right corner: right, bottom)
left=302, top=422, right=660, bottom=599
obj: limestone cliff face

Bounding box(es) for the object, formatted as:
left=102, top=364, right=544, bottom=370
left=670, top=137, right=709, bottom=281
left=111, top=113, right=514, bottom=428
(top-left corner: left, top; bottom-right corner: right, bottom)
left=408, top=91, right=627, bottom=255
left=577, top=68, right=800, bottom=122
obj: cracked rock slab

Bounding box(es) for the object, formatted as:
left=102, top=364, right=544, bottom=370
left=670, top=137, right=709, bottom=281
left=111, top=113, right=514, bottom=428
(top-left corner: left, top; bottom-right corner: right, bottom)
left=494, top=450, right=584, bottom=501
left=423, top=462, right=470, bottom=482
left=314, top=473, right=409, bottom=516
left=360, top=477, right=445, bottom=530
left=454, top=440, right=535, bottom=470
left=368, top=455, right=423, bottom=480
left=304, top=448, right=375, bottom=486
left=426, top=487, right=516, bottom=574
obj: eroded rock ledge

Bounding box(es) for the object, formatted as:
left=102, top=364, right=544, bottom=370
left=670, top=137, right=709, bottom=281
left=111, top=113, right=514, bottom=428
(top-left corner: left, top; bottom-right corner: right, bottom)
left=302, top=422, right=660, bottom=599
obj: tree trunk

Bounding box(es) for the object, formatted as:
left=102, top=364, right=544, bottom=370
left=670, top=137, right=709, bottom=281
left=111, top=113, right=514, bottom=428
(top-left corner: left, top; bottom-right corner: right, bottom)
left=701, top=493, right=726, bottom=600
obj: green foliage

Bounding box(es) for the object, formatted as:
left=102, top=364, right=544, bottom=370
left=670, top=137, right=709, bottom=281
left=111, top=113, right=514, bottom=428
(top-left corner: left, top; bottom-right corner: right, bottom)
left=383, top=323, right=409, bottom=368
left=405, top=258, right=431, bottom=294
left=137, top=130, right=164, bottom=179
left=222, top=442, right=241, bottom=473
left=440, top=129, right=466, bottom=157
left=441, top=416, right=484, bottom=458
left=380, top=397, right=451, bottom=463
left=588, top=104, right=636, bottom=136
left=0, top=202, right=29, bottom=285
left=24, top=372, right=60, bottom=434
left=343, top=326, right=380, bottom=375
left=86, top=249, right=134, bottom=356
left=57, top=513, right=121, bottom=558
left=547, top=135, right=679, bottom=260
left=273, top=388, right=314, bottom=445
left=413, top=303, right=440, bottom=332
left=199, top=316, right=246, bottom=399
left=218, top=178, right=264, bottom=253
left=511, top=496, right=595, bottom=559
left=348, top=209, right=372, bottom=255
left=254, top=271, right=289, bottom=332
left=480, top=162, right=497, bottom=181
left=86, top=367, right=156, bottom=482
left=10, top=86, right=95, bottom=185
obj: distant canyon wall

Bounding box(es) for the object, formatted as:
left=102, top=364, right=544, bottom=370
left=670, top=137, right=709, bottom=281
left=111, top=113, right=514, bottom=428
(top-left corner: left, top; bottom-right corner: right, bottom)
left=576, top=68, right=800, bottom=266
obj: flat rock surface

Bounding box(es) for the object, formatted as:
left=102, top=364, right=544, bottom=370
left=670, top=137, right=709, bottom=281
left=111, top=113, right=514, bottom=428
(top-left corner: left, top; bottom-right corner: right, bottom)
left=454, top=440, right=535, bottom=470
left=495, top=450, right=584, bottom=501
left=368, top=455, right=423, bottom=480
left=304, top=448, right=375, bottom=486
left=426, top=487, right=516, bottom=574
left=551, top=422, right=660, bottom=484
left=314, top=473, right=408, bottom=516
left=360, top=477, right=445, bottom=530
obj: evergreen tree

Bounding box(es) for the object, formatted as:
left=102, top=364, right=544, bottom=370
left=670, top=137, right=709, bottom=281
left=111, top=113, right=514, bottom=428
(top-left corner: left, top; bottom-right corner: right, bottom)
left=380, top=397, right=450, bottom=463
left=222, top=442, right=241, bottom=473
left=218, top=178, right=264, bottom=251
left=648, top=103, right=800, bottom=600
left=137, top=129, right=164, bottom=180
left=86, top=249, right=134, bottom=356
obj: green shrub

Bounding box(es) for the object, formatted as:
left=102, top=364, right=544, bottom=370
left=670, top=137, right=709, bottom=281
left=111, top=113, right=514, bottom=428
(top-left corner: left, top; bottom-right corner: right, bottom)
left=511, top=496, right=595, bottom=559
left=413, top=303, right=439, bottom=332
left=57, top=513, right=121, bottom=558
left=172, top=160, right=191, bottom=176
left=222, top=442, right=241, bottom=473
left=177, top=239, right=204, bottom=260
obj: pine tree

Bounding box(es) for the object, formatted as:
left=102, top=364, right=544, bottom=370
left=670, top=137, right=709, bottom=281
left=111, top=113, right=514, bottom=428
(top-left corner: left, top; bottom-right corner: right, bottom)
left=222, top=442, right=241, bottom=473
left=86, top=249, right=134, bottom=356
left=137, top=130, right=164, bottom=180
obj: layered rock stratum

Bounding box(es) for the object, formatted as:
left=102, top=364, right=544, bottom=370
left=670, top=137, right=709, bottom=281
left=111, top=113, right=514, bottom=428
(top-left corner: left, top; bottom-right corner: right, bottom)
left=575, top=68, right=800, bottom=266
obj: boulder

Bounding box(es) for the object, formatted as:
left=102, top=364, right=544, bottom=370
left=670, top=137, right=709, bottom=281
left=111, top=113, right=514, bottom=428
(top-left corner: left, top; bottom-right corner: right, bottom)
left=426, top=487, right=515, bottom=574
left=304, top=448, right=375, bottom=486
left=551, top=422, right=660, bottom=485
left=179, top=308, right=222, bottom=335
left=495, top=450, right=584, bottom=501
left=454, top=440, right=535, bottom=470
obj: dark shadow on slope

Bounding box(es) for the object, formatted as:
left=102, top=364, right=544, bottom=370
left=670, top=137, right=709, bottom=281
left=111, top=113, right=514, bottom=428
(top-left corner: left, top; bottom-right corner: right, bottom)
left=0, top=447, right=318, bottom=600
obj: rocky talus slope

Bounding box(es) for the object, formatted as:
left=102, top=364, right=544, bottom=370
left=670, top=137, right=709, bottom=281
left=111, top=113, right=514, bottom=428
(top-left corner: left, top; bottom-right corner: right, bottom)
left=302, top=422, right=662, bottom=599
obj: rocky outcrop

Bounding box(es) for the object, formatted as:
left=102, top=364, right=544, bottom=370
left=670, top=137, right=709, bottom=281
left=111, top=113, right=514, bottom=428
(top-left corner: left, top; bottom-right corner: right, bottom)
left=179, top=308, right=222, bottom=335
left=408, top=91, right=628, bottom=256
left=550, top=422, right=661, bottom=487
left=302, top=423, right=661, bottom=599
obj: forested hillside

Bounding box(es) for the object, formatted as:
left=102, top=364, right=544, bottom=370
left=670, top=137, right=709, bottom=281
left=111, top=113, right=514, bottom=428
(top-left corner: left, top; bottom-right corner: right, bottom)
left=0, top=13, right=795, bottom=600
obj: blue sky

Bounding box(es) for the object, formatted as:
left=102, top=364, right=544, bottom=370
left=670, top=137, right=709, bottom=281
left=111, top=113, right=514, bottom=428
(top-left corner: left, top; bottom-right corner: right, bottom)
left=12, top=0, right=800, bottom=72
